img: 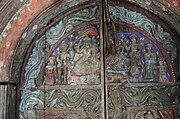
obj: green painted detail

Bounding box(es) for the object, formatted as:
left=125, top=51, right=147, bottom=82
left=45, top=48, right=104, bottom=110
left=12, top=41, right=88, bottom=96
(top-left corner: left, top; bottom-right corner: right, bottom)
left=109, top=5, right=177, bottom=60
left=20, top=6, right=99, bottom=119
left=19, top=90, right=44, bottom=119
left=45, top=89, right=102, bottom=119
left=46, top=6, right=99, bottom=47
left=23, top=35, right=45, bottom=89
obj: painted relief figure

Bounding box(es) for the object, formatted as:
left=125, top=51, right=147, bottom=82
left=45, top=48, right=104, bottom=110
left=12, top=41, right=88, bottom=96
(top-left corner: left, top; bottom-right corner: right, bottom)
left=143, top=44, right=157, bottom=79
left=73, top=35, right=99, bottom=73
left=107, top=45, right=130, bottom=72
left=71, top=28, right=100, bottom=85
left=106, top=32, right=172, bottom=83
left=106, top=33, right=144, bottom=83
left=156, top=57, right=169, bottom=82
left=125, top=34, right=142, bottom=76
left=44, top=57, right=58, bottom=85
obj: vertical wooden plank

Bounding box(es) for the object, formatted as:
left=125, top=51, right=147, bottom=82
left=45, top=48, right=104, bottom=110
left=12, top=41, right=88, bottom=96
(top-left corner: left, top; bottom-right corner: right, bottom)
left=6, top=84, right=16, bottom=119
left=100, top=0, right=106, bottom=118
left=0, top=85, right=7, bottom=119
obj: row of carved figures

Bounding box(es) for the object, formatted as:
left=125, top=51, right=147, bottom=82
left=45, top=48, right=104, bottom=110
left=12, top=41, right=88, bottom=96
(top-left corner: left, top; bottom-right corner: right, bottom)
left=44, top=34, right=170, bottom=85
left=107, top=34, right=169, bottom=82
left=44, top=35, right=100, bottom=85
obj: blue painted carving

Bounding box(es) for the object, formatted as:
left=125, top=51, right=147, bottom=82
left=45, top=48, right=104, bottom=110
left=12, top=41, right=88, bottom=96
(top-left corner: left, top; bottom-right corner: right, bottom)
left=107, top=32, right=171, bottom=83
left=109, top=5, right=177, bottom=60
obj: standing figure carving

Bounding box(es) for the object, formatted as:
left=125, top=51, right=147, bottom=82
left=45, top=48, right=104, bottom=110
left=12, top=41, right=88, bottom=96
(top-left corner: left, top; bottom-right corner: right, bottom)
left=143, top=44, right=157, bottom=79
left=56, top=54, right=63, bottom=84
left=156, top=57, right=169, bottom=82
left=44, top=57, right=58, bottom=85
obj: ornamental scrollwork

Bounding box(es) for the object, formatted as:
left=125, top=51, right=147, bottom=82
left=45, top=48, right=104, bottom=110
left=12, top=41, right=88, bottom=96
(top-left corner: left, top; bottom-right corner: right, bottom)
left=108, top=85, right=180, bottom=107
left=109, top=5, right=177, bottom=61
left=19, top=90, right=44, bottom=119
left=23, top=36, right=45, bottom=89
left=45, top=89, right=102, bottom=119
left=46, top=6, right=99, bottom=48
left=108, top=85, right=180, bottom=119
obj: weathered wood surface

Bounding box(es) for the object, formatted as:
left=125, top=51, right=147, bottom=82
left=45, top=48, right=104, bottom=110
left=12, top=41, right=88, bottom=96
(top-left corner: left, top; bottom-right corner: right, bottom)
left=0, top=85, right=7, bottom=119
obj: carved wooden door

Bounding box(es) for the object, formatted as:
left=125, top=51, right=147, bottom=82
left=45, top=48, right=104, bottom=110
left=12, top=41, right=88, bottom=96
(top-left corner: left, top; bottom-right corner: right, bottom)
left=18, top=0, right=180, bottom=119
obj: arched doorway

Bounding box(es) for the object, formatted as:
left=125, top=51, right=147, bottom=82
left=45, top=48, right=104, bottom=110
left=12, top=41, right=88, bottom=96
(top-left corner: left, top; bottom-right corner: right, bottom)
left=10, top=0, right=180, bottom=118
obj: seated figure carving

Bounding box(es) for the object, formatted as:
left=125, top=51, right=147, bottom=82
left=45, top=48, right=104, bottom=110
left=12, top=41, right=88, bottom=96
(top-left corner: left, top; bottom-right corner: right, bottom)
left=126, top=34, right=142, bottom=76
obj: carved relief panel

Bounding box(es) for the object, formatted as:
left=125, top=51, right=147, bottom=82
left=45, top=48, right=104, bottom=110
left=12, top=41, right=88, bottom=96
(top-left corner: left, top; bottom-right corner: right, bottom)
left=106, top=2, right=180, bottom=119
left=44, top=25, right=101, bottom=86
left=106, top=32, right=172, bottom=83
left=19, top=1, right=180, bottom=119
left=19, top=3, right=104, bottom=119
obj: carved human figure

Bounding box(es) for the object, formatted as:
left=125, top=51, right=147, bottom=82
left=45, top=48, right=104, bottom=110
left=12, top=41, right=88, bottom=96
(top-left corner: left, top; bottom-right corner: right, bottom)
left=70, top=34, right=100, bottom=85
left=156, top=57, right=169, bottom=82
left=107, top=45, right=130, bottom=72
left=73, top=35, right=100, bottom=73
left=44, top=57, right=58, bottom=85
left=125, top=34, right=141, bottom=76
left=56, top=54, right=63, bottom=84
left=143, top=44, right=157, bottom=79
left=126, top=34, right=141, bottom=58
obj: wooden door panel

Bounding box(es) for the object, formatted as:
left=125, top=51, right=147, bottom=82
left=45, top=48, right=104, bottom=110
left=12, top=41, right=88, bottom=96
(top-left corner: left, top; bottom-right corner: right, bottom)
left=19, top=1, right=180, bottom=119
